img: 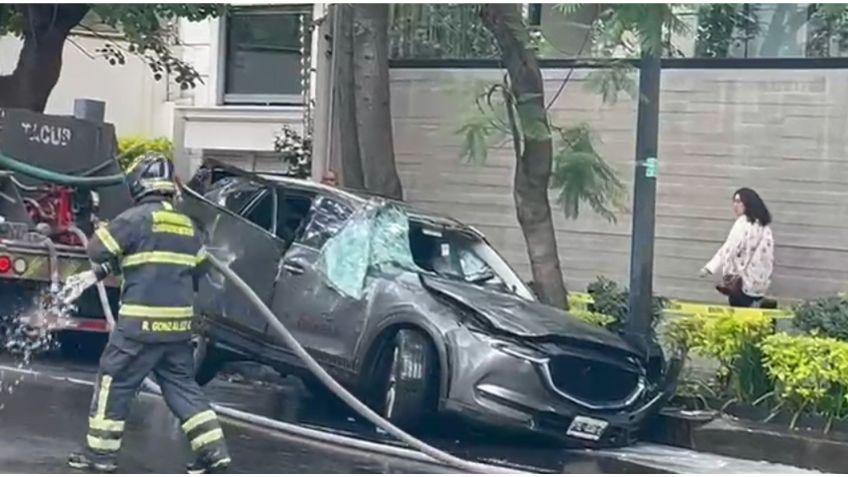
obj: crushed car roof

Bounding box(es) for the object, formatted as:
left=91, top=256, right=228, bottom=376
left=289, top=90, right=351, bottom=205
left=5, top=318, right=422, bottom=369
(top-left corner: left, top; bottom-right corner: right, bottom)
left=258, top=174, right=469, bottom=230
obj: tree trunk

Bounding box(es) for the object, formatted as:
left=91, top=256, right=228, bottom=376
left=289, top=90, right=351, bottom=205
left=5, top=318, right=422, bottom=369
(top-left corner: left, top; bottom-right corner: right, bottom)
left=352, top=4, right=404, bottom=200
left=330, top=5, right=365, bottom=190
left=0, top=5, right=89, bottom=112
left=480, top=4, right=568, bottom=309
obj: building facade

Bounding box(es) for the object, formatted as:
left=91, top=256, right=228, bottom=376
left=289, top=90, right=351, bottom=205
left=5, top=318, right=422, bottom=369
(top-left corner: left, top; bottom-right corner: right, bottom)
left=2, top=4, right=846, bottom=303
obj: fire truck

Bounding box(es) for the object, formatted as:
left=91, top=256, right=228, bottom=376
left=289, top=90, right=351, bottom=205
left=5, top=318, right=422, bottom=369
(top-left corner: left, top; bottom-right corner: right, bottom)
left=0, top=102, right=132, bottom=354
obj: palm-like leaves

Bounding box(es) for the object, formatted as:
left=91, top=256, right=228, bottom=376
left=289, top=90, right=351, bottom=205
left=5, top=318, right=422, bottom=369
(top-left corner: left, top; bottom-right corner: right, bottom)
left=457, top=84, right=628, bottom=223
left=551, top=125, right=626, bottom=223
left=557, top=3, right=691, bottom=56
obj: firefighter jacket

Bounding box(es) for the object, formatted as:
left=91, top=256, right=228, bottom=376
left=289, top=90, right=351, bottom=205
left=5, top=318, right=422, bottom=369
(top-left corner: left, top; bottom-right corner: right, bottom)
left=88, top=195, right=204, bottom=343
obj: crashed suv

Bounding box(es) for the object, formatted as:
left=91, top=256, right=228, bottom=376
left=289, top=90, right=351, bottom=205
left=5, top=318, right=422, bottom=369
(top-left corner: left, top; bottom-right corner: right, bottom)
left=180, top=162, right=681, bottom=447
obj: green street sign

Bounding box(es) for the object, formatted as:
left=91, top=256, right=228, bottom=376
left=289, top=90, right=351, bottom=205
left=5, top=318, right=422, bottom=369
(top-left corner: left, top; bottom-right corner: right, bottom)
left=645, top=157, right=658, bottom=178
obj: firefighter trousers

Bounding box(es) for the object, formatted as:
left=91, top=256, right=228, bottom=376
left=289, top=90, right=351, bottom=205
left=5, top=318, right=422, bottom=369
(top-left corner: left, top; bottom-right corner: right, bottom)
left=83, top=334, right=230, bottom=466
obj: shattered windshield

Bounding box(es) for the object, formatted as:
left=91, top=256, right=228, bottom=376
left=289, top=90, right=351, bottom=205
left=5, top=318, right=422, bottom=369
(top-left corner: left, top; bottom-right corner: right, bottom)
left=408, top=223, right=522, bottom=295
left=317, top=201, right=419, bottom=299
left=316, top=198, right=532, bottom=300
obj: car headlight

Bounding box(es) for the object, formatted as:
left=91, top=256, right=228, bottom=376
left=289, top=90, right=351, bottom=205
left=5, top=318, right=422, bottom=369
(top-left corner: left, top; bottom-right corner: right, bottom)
left=471, top=330, right=548, bottom=364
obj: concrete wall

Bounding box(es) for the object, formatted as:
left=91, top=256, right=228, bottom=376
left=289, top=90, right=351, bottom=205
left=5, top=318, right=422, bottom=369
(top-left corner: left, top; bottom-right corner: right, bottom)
left=0, top=34, right=171, bottom=138
left=390, top=68, right=848, bottom=303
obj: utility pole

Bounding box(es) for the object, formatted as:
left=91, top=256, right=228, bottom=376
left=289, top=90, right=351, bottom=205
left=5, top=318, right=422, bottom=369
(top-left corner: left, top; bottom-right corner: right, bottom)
left=309, top=4, right=332, bottom=182
left=626, top=46, right=662, bottom=352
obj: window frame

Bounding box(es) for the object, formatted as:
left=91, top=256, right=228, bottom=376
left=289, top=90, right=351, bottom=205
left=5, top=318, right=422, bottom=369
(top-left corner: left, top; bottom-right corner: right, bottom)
left=273, top=186, right=320, bottom=244
left=240, top=187, right=279, bottom=236
left=295, top=194, right=356, bottom=251
left=221, top=4, right=312, bottom=106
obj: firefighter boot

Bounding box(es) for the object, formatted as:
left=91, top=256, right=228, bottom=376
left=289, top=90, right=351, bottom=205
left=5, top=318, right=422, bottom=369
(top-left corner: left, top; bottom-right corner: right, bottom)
left=186, top=448, right=231, bottom=474
left=67, top=450, right=118, bottom=473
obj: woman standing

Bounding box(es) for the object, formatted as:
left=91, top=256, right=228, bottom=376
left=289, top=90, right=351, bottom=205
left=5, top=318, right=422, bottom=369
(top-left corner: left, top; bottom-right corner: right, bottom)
left=700, top=188, right=775, bottom=307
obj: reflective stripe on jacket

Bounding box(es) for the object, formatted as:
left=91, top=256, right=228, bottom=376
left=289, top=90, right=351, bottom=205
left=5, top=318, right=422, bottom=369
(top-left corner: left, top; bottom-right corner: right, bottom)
left=88, top=196, right=204, bottom=342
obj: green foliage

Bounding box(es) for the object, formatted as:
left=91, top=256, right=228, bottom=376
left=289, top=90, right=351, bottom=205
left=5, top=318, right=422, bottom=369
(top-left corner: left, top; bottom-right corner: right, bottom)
left=456, top=115, right=494, bottom=165
left=456, top=82, right=627, bottom=223
left=117, top=136, right=173, bottom=171
left=761, top=334, right=848, bottom=425
left=584, top=61, right=638, bottom=104
left=586, top=276, right=668, bottom=331
left=0, top=5, right=225, bottom=90
left=792, top=295, right=848, bottom=341
left=807, top=5, right=848, bottom=57
left=387, top=4, right=499, bottom=60
left=551, top=125, right=627, bottom=222
left=570, top=309, right=616, bottom=329
left=694, top=4, right=759, bottom=58
left=557, top=4, right=691, bottom=57
left=665, top=312, right=774, bottom=402
left=274, top=125, right=312, bottom=179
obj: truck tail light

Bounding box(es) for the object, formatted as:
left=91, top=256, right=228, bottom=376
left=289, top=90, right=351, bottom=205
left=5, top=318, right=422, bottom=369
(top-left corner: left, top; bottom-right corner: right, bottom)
left=0, top=256, right=11, bottom=274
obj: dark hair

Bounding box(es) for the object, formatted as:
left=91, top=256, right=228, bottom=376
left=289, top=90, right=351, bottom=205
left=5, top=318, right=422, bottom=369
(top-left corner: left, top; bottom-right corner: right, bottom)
left=734, top=187, right=772, bottom=226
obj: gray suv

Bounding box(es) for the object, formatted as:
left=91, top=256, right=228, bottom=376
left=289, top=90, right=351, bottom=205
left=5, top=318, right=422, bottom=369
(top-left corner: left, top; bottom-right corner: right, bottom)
left=180, top=161, right=681, bottom=447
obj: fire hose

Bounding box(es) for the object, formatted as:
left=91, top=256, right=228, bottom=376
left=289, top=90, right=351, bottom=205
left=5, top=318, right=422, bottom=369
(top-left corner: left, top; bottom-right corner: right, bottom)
left=67, top=227, right=116, bottom=331
left=65, top=246, right=515, bottom=472
left=136, top=253, right=517, bottom=474
left=0, top=153, right=125, bottom=188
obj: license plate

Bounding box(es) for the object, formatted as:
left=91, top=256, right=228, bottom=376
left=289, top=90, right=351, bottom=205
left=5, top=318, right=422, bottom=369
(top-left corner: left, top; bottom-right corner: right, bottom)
left=566, top=416, right=608, bottom=441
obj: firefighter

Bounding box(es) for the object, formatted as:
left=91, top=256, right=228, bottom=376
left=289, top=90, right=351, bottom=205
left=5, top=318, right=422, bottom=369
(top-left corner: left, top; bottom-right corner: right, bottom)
left=62, top=153, right=230, bottom=473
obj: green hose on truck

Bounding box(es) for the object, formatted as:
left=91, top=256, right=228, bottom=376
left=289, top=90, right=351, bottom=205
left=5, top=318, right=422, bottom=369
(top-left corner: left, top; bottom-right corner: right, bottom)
left=0, top=152, right=125, bottom=187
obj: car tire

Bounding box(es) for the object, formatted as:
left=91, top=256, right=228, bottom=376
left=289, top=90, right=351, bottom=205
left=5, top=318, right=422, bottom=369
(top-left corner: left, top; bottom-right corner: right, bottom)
left=374, top=328, right=439, bottom=429
left=192, top=334, right=222, bottom=386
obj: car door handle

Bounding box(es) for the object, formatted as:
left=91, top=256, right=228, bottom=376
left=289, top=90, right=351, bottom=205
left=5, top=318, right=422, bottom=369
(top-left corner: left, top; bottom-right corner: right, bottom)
left=283, top=260, right=305, bottom=275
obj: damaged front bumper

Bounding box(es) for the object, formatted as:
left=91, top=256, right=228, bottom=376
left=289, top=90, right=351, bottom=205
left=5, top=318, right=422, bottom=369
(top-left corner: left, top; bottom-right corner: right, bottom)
left=442, top=328, right=681, bottom=447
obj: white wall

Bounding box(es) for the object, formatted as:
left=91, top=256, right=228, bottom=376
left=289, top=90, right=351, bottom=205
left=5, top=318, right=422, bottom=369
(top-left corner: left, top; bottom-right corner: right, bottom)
left=0, top=33, right=171, bottom=138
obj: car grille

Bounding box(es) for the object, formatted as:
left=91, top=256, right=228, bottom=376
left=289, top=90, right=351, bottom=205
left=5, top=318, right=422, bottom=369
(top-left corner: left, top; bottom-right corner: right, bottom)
left=545, top=354, right=642, bottom=406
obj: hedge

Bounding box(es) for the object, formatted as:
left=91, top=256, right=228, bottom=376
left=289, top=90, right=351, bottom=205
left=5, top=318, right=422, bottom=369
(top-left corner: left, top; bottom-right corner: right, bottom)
left=761, top=333, right=848, bottom=427
left=117, top=136, right=173, bottom=171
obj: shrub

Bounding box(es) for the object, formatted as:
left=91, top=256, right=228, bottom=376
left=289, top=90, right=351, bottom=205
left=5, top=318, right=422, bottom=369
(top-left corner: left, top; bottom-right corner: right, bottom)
left=274, top=125, right=311, bottom=179
left=569, top=309, right=615, bottom=328
left=761, top=333, right=848, bottom=427
left=117, top=136, right=173, bottom=171
left=792, top=295, right=848, bottom=341
left=586, top=276, right=668, bottom=331
left=664, top=312, right=774, bottom=402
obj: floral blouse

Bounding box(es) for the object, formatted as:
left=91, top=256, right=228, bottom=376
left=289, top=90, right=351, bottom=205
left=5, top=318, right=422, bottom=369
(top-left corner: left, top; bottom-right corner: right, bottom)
left=705, top=215, right=774, bottom=297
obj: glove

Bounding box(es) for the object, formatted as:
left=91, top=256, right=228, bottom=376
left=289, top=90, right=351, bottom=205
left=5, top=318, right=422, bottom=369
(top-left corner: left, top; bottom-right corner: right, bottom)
left=58, top=270, right=99, bottom=305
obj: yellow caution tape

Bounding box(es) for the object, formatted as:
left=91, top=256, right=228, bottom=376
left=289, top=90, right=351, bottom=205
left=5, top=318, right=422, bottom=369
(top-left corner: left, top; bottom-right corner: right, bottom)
left=569, top=292, right=794, bottom=320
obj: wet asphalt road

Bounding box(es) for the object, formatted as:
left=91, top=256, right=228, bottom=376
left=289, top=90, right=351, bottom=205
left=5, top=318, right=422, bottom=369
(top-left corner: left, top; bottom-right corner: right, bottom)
left=0, top=355, right=456, bottom=473
left=0, top=351, right=650, bottom=474
left=0, top=352, right=817, bottom=474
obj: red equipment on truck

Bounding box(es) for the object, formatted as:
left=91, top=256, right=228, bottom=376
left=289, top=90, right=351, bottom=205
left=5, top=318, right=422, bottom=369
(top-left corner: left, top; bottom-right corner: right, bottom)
left=0, top=103, right=133, bottom=352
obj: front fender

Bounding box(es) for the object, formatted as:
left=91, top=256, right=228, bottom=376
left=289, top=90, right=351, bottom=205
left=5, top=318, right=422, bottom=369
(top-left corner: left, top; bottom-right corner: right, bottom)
left=354, top=311, right=456, bottom=404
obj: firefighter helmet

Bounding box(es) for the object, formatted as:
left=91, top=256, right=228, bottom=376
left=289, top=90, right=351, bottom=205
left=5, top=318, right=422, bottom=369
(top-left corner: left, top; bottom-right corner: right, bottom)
left=126, top=153, right=176, bottom=201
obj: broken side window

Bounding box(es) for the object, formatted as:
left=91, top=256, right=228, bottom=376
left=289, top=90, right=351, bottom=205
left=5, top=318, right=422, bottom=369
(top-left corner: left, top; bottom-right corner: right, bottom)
left=316, top=200, right=418, bottom=299
left=300, top=196, right=353, bottom=249
left=203, top=176, right=264, bottom=215
left=242, top=189, right=275, bottom=233
left=276, top=189, right=316, bottom=244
